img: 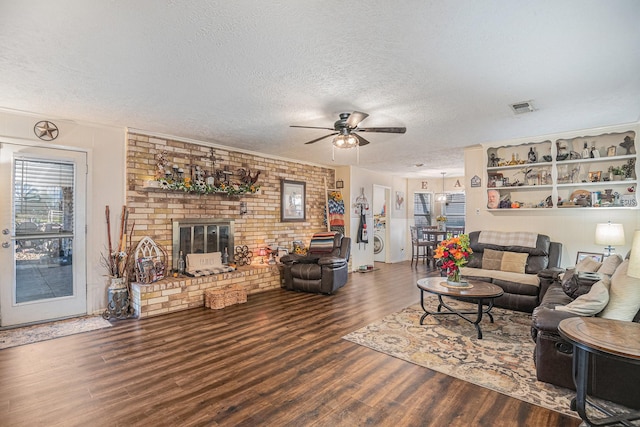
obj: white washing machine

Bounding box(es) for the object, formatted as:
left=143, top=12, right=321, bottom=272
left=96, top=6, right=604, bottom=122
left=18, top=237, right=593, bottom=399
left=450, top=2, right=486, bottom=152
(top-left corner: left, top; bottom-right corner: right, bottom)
left=374, top=226, right=385, bottom=262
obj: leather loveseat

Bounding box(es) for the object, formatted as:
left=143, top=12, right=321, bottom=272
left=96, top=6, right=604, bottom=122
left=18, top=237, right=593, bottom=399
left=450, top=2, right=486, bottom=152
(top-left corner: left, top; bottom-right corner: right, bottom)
left=280, top=232, right=351, bottom=294
left=531, top=256, right=640, bottom=409
left=459, top=231, right=562, bottom=313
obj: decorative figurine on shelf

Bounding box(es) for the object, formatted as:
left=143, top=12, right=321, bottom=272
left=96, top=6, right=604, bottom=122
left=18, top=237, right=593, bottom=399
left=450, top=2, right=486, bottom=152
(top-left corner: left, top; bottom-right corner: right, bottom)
left=527, top=147, right=537, bottom=163
left=582, top=142, right=590, bottom=159
left=237, top=168, right=261, bottom=185
left=620, top=135, right=635, bottom=155
left=489, top=153, right=501, bottom=167
left=622, top=158, right=636, bottom=179
left=508, top=153, right=518, bottom=165
left=556, top=141, right=569, bottom=161
left=155, top=151, right=169, bottom=179
left=590, top=143, right=600, bottom=158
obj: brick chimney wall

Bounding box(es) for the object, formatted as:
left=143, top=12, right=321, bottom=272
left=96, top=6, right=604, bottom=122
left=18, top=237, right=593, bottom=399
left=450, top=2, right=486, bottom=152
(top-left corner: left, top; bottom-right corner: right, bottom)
left=125, top=132, right=335, bottom=268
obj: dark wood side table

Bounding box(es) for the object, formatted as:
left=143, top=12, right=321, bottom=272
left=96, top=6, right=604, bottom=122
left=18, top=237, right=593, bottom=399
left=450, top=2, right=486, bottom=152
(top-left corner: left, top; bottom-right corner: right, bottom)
left=417, top=277, right=503, bottom=339
left=558, top=317, right=640, bottom=426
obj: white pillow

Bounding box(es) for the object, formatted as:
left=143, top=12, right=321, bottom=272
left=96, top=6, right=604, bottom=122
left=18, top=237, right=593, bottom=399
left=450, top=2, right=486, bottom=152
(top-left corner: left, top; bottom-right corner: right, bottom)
left=597, top=254, right=623, bottom=276
left=598, top=260, right=640, bottom=321
left=575, top=256, right=602, bottom=273
left=556, top=279, right=610, bottom=316
left=186, top=252, right=223, bottom=273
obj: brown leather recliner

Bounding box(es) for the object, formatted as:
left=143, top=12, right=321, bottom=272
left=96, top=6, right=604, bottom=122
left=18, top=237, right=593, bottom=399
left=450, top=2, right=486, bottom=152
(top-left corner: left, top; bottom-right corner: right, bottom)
left=280, top=232, right=351, bottom=294
left=531, top=268, right=640, bottom=409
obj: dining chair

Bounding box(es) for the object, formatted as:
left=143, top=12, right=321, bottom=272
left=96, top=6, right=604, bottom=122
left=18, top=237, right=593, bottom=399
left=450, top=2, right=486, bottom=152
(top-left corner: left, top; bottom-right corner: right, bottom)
left=410, top=226, right=429, bottom=267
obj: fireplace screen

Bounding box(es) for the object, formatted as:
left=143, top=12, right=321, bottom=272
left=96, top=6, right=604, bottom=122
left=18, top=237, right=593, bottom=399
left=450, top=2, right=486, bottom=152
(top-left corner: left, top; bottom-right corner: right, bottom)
left=171, top=219, right=234, bottom=270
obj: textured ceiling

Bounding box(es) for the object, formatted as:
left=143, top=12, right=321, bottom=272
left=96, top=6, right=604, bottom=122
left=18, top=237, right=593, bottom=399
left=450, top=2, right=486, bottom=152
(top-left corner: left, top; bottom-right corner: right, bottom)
left=1, top=1, right=640, bottom=178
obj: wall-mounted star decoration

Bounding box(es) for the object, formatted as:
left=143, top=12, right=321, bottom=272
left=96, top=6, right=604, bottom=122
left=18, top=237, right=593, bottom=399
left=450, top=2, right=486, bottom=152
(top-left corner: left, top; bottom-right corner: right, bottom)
left=34, top=120, right=59, bottom=141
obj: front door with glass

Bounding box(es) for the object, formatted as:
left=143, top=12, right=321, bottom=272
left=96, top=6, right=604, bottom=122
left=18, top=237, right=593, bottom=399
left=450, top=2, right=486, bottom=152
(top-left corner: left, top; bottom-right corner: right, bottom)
left=0, top=142, right=87, bottom=326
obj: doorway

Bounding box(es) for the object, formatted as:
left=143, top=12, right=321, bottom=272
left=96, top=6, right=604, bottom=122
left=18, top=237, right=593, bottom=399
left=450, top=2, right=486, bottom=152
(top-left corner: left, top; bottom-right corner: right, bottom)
left=373, top=185, right=390, bottom=262
left=0, top=143, right=87, bottom=327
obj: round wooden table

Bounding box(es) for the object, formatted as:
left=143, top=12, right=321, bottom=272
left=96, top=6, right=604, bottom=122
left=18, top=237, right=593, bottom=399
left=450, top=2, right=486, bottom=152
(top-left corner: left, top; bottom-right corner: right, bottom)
left=417, top=277, right=503, bottom=339
left=558, top=317, right=640, bottom=426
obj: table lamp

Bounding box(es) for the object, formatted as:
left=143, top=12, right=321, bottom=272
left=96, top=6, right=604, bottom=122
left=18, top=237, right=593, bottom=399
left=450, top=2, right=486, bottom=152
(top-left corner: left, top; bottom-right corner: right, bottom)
left=627, top=230, right=640, bottom=278
left=258, top=247, right=268, bottom=264
left=595, top=221, right=625, bottom=257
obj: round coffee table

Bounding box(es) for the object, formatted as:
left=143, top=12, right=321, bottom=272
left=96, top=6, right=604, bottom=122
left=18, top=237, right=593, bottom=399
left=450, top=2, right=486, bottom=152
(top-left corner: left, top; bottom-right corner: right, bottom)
left=417, top=277, right=504, bottom=339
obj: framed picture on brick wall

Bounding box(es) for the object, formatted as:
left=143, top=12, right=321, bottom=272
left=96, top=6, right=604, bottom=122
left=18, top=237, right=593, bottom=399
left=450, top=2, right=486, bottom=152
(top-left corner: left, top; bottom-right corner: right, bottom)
left=281, top=179, right=306, bottom=222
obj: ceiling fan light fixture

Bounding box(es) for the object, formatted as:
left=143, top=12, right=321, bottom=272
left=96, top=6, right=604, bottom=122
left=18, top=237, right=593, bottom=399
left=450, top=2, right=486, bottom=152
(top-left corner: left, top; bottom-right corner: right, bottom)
left=332, top=134, right=358, bottom=149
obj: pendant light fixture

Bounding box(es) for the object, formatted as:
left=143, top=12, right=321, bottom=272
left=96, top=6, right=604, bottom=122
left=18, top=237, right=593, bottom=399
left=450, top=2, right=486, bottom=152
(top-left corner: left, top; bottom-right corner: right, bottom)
left=435, top=172, right=447, bottom=202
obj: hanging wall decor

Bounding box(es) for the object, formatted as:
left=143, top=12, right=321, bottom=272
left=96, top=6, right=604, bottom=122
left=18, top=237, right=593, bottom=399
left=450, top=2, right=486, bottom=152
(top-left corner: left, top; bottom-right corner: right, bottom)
left=34, top=120, right=59, bottom=141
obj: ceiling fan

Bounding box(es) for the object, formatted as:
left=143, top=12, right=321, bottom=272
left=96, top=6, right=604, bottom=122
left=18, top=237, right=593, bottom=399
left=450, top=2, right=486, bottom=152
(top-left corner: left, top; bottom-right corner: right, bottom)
left=290, top=111, right=406, bottom=148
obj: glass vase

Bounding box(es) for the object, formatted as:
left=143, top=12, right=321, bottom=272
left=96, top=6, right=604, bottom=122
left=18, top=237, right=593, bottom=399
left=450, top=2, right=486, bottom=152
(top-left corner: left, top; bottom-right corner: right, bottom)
left=446, top=270, right=466, bottom=287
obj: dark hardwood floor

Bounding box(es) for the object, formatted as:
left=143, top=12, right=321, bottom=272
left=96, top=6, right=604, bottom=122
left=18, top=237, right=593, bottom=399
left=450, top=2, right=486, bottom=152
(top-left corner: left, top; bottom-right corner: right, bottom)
left=0, top=261, right=580, bottom=427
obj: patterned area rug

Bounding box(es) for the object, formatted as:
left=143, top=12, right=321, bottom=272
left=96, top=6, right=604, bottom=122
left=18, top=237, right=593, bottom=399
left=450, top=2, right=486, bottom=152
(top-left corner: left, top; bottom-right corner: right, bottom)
left=343, top=297, right=579, bottom=418
left=0, top=316, right=112, bottom=350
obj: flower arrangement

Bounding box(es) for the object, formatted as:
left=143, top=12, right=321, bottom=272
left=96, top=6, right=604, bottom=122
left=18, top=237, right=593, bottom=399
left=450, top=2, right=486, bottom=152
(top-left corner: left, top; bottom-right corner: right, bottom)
left=157, top=177, right=260, bottom=196
left=329, top=191, right=343, bottom=202
left=433, top=234, right=472, bottom=283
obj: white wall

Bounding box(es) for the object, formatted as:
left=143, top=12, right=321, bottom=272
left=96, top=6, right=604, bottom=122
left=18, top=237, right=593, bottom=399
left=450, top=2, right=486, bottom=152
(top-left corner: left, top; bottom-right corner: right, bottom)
left=464, top=122, right=640, bottom=268
left=0, top=110, right=126, bottom=314
left=345, top=166, right=408, bottom=270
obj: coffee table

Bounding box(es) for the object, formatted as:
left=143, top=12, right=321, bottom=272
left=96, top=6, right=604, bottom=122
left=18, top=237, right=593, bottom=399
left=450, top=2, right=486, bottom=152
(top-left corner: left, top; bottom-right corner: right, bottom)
left=417, top=277, right=504, bottom=339
left=558, top=317, right=640, bottom=426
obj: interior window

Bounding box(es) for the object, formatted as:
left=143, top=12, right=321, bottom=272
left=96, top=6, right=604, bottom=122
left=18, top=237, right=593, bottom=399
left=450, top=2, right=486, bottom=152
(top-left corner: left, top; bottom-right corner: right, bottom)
left=413, top=192, right=432, bottom=226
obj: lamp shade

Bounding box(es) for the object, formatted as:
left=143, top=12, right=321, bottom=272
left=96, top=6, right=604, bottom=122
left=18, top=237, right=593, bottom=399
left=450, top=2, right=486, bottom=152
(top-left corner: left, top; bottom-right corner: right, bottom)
left=627, top=230, right=640, bottom=278
left=594, top=222, right=625, bottom=246
left=257, top=248, right=267, bottom=256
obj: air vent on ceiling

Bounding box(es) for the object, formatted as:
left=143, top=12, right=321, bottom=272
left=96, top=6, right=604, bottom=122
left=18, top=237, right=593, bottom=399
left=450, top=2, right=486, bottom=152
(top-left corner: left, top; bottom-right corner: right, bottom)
left=510, top=101, right=535, bottom=114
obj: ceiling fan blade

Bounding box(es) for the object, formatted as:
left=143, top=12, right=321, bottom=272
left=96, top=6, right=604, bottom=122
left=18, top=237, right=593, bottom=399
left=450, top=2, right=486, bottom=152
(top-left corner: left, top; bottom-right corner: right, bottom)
left=290, top=125, right=335, bottom=131
left=353, top=133, right=371, bottom=147
left=346, top=111, right=369, bottom=128
left=357, top=127, right=407, bottom=134
left=304, top=132, right=338, bottom=144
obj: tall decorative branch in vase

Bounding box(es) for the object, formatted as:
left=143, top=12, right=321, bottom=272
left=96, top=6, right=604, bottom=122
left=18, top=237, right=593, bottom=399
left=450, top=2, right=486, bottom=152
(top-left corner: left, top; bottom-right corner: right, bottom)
left=101, top=205, right=135, bottom=289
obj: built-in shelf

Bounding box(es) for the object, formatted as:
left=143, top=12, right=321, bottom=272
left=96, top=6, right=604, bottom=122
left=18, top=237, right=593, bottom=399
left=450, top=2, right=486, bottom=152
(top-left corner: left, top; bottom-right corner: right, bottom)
left=484, top=130, right=637, bottom=210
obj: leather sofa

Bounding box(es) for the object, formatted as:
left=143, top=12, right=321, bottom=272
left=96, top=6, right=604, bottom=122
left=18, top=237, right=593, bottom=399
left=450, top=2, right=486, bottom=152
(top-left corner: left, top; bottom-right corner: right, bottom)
left=280, top=232, right=351, bottom=294
left=531, top=262, right=640, bottom=409
left=459, top=231, right=563, bottom=313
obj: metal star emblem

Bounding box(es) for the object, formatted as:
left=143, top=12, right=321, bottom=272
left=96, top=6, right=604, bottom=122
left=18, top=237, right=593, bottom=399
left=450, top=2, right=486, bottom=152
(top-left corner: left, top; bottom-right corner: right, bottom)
left=34, top=121, right=59, bottom=141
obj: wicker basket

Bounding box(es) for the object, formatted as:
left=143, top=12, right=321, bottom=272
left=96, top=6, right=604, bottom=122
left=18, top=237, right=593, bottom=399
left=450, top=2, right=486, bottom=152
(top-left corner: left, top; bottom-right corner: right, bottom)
left=223, top=290, right=237, bottom=306
left=207, top=289, right=226, bottom=310
left=233, top=284, right=247, bottom=304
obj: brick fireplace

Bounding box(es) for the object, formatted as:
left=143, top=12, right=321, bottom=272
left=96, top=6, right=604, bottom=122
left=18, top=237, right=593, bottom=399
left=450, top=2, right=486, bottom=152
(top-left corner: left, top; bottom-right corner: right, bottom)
left=126, top=131, right=335, bottom=317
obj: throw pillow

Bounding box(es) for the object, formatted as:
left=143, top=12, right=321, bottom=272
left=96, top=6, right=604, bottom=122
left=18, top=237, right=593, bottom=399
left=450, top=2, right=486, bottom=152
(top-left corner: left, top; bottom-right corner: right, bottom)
left=500, top=251, right=528, bottom=274
left=186, top=252, right=223, bottom=273
left=574, top=256, right=602, bottom=273
left=597, top=254, right=623, bottom=276
left=599, top=260, right=640, bottom=321
left=556, top=279, right=610, bottom=316
left=482, top=249, right=503, bottom=271
left=561, top=269, right=598, bottom=299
